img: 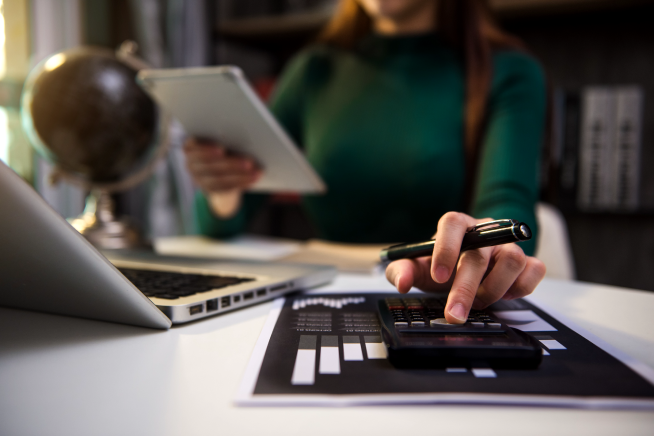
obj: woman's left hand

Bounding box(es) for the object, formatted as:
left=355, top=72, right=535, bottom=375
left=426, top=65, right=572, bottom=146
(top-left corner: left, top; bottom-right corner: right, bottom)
left=385, top=212, right=546, bottom=324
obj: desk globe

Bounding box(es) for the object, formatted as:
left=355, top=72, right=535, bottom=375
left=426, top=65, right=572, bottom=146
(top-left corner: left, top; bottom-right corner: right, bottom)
left=21, top=43, right=169, bottom=249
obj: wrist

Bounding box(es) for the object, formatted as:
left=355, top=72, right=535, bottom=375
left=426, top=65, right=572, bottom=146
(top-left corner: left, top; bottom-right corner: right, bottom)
left=207, top=190, right=242, bottom=219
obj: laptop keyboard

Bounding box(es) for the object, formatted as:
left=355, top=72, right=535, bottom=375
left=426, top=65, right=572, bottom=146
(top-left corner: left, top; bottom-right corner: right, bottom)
left=119, top=268, right=254, bottom=300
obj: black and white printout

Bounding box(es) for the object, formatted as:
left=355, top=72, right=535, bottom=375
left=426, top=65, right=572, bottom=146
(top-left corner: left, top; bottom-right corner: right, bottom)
left=236, top=292, right=654, bottom=408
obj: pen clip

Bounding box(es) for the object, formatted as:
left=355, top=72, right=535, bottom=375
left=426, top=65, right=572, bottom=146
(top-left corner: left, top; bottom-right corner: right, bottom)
left=467, top=219, right=518, bottom=233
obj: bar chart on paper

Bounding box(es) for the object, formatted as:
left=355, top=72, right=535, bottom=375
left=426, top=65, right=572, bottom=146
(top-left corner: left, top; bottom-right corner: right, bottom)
left=289, top=297, right=387, bottom=386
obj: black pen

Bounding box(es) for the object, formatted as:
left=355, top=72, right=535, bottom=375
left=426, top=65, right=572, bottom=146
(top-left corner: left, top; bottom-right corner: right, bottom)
left=379, top=219, right=532, bottom=262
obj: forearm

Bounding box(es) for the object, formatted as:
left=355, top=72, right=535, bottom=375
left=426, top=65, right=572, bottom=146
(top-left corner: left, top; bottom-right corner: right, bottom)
left=471, top=52, right=546, bottom=256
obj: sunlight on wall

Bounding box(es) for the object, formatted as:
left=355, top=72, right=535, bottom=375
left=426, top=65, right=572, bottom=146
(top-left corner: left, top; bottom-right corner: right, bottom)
left=0, top=0, right=6, bottom=80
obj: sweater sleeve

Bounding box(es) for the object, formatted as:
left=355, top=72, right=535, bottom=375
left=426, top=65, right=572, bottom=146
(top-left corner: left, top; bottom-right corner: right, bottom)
left=194, top=52, right=314, bottom=237
left=470, top=51, right=546, bottom=256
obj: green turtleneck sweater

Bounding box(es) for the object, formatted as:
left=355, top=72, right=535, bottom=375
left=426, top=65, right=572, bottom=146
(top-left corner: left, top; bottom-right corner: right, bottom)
left=195, top=33, right=545, bottom=255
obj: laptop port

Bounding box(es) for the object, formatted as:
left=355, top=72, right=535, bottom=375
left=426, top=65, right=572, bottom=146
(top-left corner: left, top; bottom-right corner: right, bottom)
left=270, top=283, right=288, bottom=292
left=206, top=299, right=218, bottom=312
left=221, top=296, right=231, bottom=308
left=233, top=295, right=241, bottom=303
left=243, top=291, right=254, bottom=300
left=189, top=304, right=203, bottom=315
left=256, top=289, right=266, bottom=297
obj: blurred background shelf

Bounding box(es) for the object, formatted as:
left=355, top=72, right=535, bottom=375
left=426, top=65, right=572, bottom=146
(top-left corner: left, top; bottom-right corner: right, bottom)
left=490, top=0, right=653, bottom=16
left=215, top=0, right=654, bottom=51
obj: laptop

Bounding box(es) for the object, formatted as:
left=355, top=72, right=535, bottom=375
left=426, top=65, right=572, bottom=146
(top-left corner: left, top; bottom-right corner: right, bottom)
left=0, top=161, right=336, bottom=329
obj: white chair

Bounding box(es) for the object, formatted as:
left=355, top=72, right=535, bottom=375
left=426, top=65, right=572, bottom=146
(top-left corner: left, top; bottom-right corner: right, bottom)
left=534, top=202, right=576, bottom=281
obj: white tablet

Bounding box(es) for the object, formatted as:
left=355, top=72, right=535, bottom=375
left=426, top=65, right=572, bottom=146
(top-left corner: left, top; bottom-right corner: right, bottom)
left=137, top=66, right=326, bottom=193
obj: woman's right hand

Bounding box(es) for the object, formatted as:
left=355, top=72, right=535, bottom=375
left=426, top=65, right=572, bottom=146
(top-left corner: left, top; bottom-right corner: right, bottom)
left=183, top=137, right=262, bottom=218
left=183, top=137, right=261, bottom=194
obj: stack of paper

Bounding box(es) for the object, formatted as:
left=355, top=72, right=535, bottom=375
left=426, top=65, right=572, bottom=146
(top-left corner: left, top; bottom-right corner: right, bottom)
left=153, top=235, right=389, bottom=273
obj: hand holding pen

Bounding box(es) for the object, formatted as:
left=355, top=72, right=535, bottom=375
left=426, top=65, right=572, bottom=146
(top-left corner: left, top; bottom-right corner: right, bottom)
left=383, top=212, right=546, bottom=325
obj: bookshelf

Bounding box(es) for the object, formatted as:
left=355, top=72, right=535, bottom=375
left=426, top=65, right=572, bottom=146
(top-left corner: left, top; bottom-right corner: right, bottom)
left=506, top=2, right=654, bottom=290
left=215, top=0, right=654, bottom=48
left=490, top=0, right=652, bottom=16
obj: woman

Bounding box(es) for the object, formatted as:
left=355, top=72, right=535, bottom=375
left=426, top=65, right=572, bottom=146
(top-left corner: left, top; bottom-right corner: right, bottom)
left=184, top=0, right=547, bottom=324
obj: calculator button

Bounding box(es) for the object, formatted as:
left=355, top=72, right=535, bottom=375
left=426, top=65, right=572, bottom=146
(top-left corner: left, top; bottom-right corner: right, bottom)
left=487, top=323, right=502, bottom=329
left=430, top=318, right=457, bottom=327
left=411, top=321, right=426, bottom=326
left=470, top=322, right=485, bottom=328
left=394, top=321, right=409, bottom=327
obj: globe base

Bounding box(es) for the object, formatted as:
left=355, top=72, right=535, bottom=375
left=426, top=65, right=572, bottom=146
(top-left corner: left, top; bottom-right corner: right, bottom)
left=69, top=190, right=148, bottom=250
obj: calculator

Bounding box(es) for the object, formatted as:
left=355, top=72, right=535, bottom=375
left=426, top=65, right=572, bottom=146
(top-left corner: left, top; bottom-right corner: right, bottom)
left=378, top=297, right=543, bottom=369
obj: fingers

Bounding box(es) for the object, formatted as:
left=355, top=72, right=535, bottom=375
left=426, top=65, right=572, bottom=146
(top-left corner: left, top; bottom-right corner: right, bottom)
left=187, top=155, right=256, bottom=177
left=389, top=210, right=543, bottom=324
left=430, top=212, right=479, bottom=284
left=503, top=256, right=546, bottom=300
left=443, top=247, right=492, bottom=323
left=472, top=244, right=527, bottom=309
left=188, top=160, right=260, bottom=192
left=385, top=259, right=422, bottom=294
left=183, top=136, right=261, bottom=193
left=193, top=172, right=261, bottom=192
left=443, top=245, right=541, bottom=323
left=386, top=258, right=452, bottom=294
left=390, top=248, right=544, bottom=324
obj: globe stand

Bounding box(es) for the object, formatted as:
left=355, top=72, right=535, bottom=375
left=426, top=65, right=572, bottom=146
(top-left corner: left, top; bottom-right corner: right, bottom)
left=69, top=190, right=146, bottom=250
left=21, top=43, right=173, bottom=251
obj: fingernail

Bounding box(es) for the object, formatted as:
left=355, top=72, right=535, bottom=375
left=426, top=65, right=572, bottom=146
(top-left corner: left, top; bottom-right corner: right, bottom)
left=448, top=303, right=467, bottom=323
left=394, top=274, right=401, bottom=289
left=435, top=265, right=449, bottom=283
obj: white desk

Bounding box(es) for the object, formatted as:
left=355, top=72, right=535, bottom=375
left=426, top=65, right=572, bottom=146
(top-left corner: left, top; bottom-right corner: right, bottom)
left=1, top=275, right=653, bottom=436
